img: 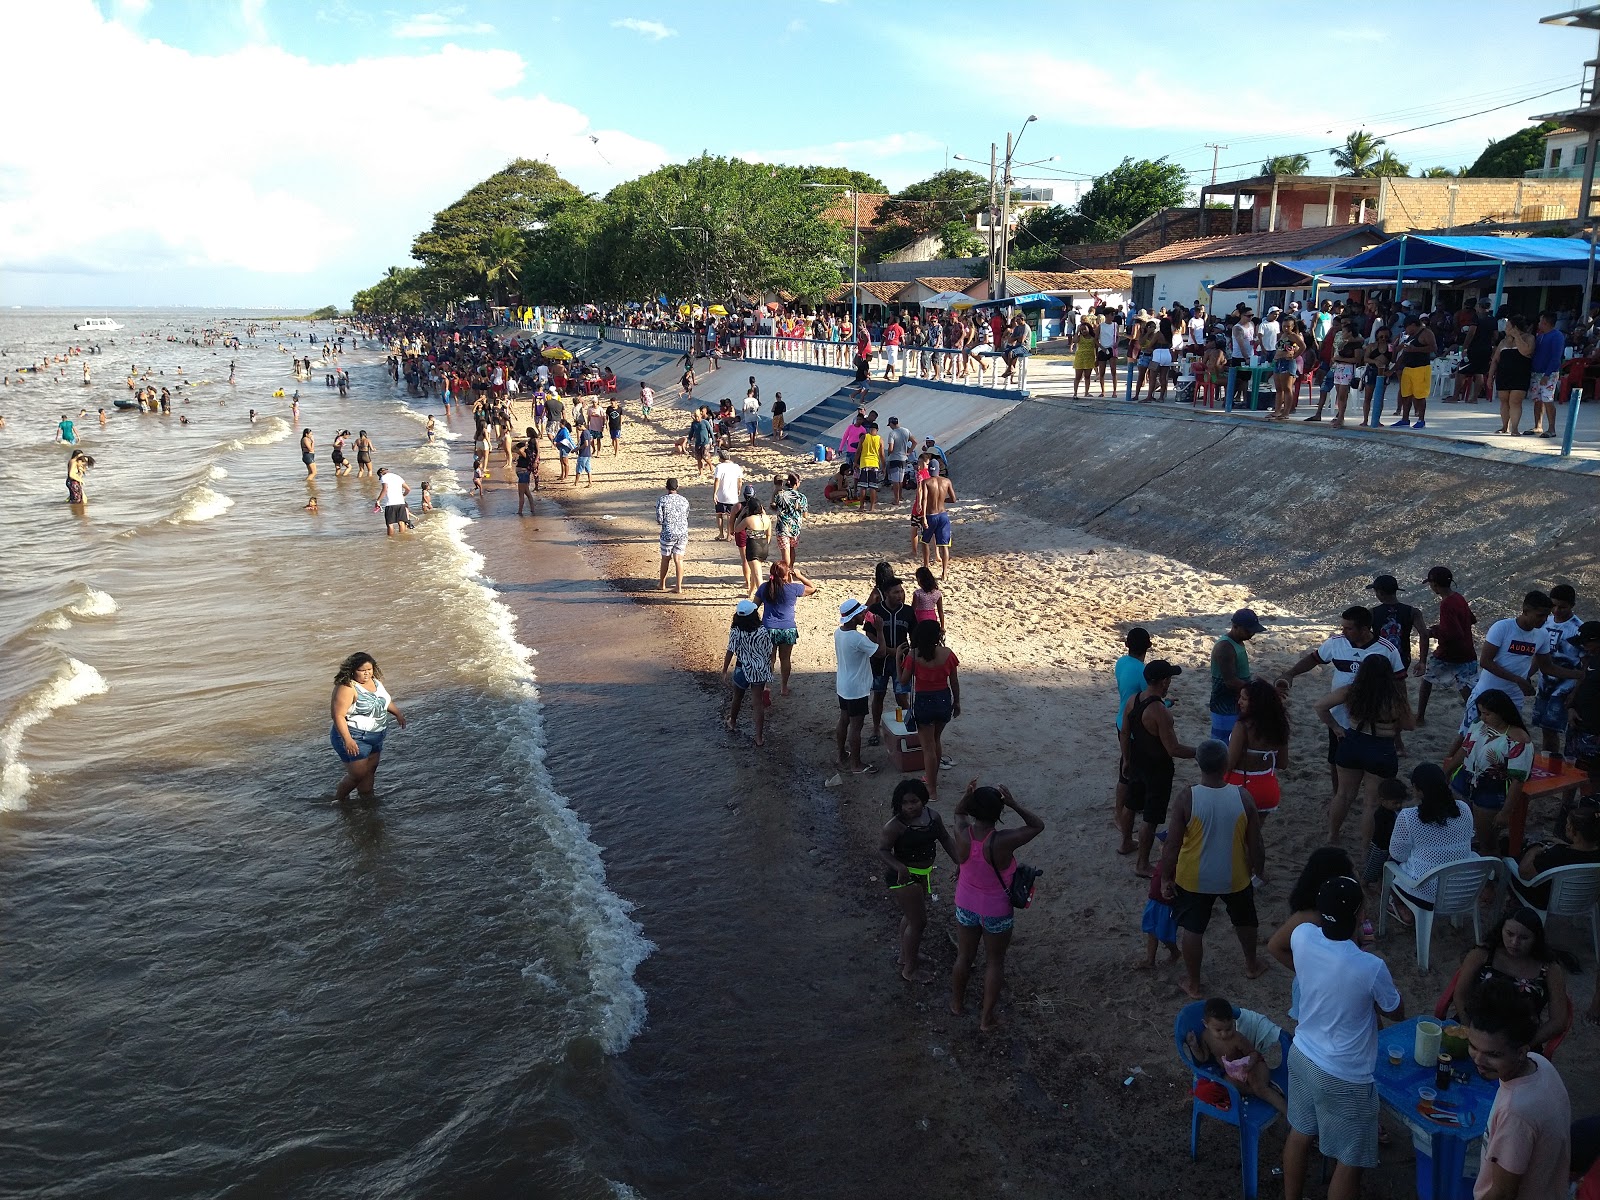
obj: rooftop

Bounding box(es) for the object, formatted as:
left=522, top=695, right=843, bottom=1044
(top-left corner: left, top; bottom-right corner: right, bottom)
left=1008, top=269, right=1133, bottom=291
left=1123, top=223, right=1383, bottom=266
left=913, top=276, right=982, bottom=292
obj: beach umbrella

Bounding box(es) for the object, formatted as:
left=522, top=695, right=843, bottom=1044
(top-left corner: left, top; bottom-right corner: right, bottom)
left=918, top=289, right=977, bottom=309
left=708, top=304, right=729, bottom=316
left=542, top=347, right=573, bottom=361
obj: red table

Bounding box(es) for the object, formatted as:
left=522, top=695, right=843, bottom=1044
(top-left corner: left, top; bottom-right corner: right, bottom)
left=1507, top=754, right=1591, bottom=855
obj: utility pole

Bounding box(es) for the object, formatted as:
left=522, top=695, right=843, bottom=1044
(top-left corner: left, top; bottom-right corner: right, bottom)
left=1205, top=143, right=1228, bottom=185
left=986, top=143, right=997, bottom=300
left=1000, top=131, right=1013, bottom=302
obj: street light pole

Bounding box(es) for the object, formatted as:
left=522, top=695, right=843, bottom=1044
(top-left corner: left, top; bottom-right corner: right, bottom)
left=998, top=115, right=1037, bottom=304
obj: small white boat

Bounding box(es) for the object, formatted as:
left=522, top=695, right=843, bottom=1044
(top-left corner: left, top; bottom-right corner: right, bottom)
left=77, top=317, right=122, bottom=332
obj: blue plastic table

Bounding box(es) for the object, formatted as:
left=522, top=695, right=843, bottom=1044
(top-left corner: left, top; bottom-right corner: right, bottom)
left=1376, top=1018, right=1496, bottom=1200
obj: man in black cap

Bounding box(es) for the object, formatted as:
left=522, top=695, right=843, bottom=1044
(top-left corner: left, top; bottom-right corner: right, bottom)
left=1279, top=876, right=1403, bottom=1200
left=1119, top=660, right=1195, bottom=878
left=1209, top=607, right=1266, bottom=744
left=1367, top=574, right=1429, bottom=678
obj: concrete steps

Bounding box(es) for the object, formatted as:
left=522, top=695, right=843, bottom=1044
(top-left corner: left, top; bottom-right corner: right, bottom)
left=783, top=378, right=897, bottom=448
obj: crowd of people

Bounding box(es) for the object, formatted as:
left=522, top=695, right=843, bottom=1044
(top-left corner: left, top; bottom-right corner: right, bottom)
left=1109, top=564, right=1600, bottom=1197
left=355, top=309, right=1600, bottom=1195
left=1057, top=293, right=1595, bottom=439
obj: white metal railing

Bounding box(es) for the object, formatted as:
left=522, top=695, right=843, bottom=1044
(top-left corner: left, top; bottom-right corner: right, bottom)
left=741, top=335, right=1027, bottom=391
left=544, top=322, right=693, bottom=352
left=1522, top=165, right=1587, bottom=180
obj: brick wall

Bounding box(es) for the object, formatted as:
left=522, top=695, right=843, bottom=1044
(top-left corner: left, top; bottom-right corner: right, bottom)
left=1378, top=178, right=1588, bottom=231
left=1056, top=208, right=1208, bottom=269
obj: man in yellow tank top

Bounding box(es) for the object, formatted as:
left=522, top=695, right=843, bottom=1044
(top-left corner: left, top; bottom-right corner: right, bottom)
left=1160, top=739, right=1267, bottom=999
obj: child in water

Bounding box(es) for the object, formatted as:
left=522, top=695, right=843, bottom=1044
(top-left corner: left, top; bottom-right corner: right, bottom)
left=1184, top=997, right=1287, bottom=1116
left=425, top=415, right=436, bottom=442
left=420, top=480, right=433, bottom=512
left=471, top=463, right=484, bottom=497
left=304, top=497, right=319, bottom=514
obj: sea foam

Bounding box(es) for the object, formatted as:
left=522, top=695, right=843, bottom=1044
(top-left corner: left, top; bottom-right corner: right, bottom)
left=0, top=658, right=109, bottom=810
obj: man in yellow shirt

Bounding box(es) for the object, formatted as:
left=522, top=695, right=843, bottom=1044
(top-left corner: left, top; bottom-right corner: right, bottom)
left=855, top=420, right=884, bottom=512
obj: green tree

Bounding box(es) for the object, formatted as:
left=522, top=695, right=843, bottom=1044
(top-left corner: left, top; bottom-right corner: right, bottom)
left=801, top=165, right=887, bottom=193
left=481, top=225, right=525, bottom=305
left=1369, top=150, right=1411, bottom=177
left=307, top=305, right=340, bottom=320
left=1419, top=166, right=1459, bottom=178
left=937, top=220, right=984, bottom=258
left=411, top=158, right=583, bottom=297
left=867, top=169, right=988, bottom=258
left=1465, top=121, right=1559, bottom=177
left=1066, top=157, right=1190, bottom=243
left=1260, top=153, right=1311, bottom=176
left=352, top=265, right=429, bottom=315
left=1333, top=130, right=1385, bottom=176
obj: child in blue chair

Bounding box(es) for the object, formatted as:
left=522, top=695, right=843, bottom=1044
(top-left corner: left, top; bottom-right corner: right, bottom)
left=1186, top=997, right=1288, bottom=1117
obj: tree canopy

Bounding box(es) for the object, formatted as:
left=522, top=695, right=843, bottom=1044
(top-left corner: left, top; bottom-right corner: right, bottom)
left=1260, top=153, right=1311, bottom=176
left=1333, top=130, right=1385, bottom=176
left=800, top=165, right=887, bottom=193
left=1465, top=121, right=1559, bottom=178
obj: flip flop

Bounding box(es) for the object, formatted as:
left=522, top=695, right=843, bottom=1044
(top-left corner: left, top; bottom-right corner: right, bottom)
left=867, top=734, right=882, bottom=747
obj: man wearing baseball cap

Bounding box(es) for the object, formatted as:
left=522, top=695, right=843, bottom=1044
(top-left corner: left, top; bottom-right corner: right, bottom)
left=1209, top=608, right=1266, bottom=743
left=1367, top=574, right=1429, bottom=679
left=1533, top=583, right=1585, bottom=756
left=1120, top=659, right=1195, bottom=877
left=1418, top=565, right=1478, bottom=724
left=1279, top=876, right=1403, bottom=1200
left=834, top=597, right=882, bottom=776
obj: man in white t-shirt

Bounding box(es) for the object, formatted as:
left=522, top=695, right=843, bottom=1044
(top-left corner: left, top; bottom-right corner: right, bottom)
left=711, top=451, right=744, bottom=540
left=834, top=598, right=881, bottom=776
left=1279, top=605, right=1405, bottom=793
left=1095, top=312, right=1120, bottom=395
left=1229, top=312, right=1257, bottom=364
left=1280, top=877, right=1403, bottom=1200
left=884, top=416, right=915, bottom=504
left=376, top=467, right=411, bottom=537
left=1188, top=306, right=1208, bottom=347
left=1259, top=307, right=1281, bottom=354
left=1534, top=583, right=1586, bottom=754
left=1461, top=590, right=1557, bottom=741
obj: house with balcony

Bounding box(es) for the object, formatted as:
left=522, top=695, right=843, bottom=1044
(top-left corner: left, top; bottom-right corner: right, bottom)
left=1196, top=172, right=1590, bottom=235
left=1530, top=126, right=1592, bottom=178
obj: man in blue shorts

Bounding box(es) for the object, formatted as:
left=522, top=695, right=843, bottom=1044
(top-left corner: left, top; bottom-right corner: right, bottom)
left=917, top=459, right=956, bottom=581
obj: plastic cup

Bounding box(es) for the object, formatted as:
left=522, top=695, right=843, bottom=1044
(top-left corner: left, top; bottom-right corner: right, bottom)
left=1387, top=1046, right=1404, bottom=1067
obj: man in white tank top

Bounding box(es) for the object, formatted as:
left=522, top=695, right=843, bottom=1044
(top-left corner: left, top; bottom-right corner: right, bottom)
left=1159, top=738, right=1267, bottom=999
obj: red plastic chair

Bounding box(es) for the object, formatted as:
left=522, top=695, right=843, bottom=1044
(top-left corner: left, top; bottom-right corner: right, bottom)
left=604, top=376, right=618, bottom=394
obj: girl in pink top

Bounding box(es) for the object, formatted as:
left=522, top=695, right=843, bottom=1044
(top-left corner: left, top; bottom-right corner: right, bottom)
left=951, top=781, right=1045, bottom=1031
left=911, top=566, right=945, bottom=627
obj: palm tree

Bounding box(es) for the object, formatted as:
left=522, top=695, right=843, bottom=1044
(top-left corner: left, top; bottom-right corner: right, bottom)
left=1419, top=166, right=1457, bottom=178
left=1369, top=151, right=1411, bottom=178
left=482, top=226, right=524, bottom=305
left=1333, top=130, right=1385, bottom=176
left=1260, top=153, right=1311, bottom=176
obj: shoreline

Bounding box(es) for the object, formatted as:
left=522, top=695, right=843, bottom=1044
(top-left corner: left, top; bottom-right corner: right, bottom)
left=453, top=378, right=1599, bottom=1197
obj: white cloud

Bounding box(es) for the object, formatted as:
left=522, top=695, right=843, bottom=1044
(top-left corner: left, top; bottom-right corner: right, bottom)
left=610, top=17, right=676, bottom=40
left=785, top=18, right=805, bottom=34
left=0, top=1, right=668, bottom=303
left=391, top=8, right=494, bottom=38
left=737, top=132, right=942, bottom=168
left=110, top=0, right=149, bottom=21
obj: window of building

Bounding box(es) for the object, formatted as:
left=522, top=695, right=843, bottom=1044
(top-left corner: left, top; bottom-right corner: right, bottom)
left=1577, top=145, right=1589, bottom=167
left=1552, top=147, right=1564, bottom=169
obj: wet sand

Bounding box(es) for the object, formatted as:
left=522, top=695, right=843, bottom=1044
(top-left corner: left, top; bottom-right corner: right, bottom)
left=467, top=382, right=1600, bottom=1197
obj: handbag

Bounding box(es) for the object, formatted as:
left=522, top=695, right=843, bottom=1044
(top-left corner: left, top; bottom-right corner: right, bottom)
left=982, top=834, right=1042, bottom=910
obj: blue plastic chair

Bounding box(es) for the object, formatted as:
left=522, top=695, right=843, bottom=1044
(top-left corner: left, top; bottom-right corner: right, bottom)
left=1174, top=1001, right=1291, bottom=1200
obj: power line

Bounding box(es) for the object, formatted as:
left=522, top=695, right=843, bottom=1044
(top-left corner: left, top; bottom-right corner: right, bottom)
left=1188, top=82, right=1579, bottom=181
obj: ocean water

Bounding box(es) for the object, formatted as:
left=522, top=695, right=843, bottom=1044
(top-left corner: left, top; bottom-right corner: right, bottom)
left=0, top=312, right=651, bottom=1196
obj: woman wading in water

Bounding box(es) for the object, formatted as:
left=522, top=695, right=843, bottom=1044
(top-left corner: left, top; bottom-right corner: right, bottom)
left=329, top=652, right=406, bottom=802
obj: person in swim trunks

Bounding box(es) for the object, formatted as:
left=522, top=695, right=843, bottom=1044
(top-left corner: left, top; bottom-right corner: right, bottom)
left=1121, top=660, right=1195, bottom=877
left=300, top=427, right=316, bottom=479
left=917, top=459, right=957, bottom=580
left=878, top=778, right=958, bottom=983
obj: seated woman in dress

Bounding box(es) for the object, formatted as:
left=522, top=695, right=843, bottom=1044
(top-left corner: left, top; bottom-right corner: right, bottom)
left=1385, top=762, right=1475, bottom=924
left=1451, top=907, right=1572, bottom=1052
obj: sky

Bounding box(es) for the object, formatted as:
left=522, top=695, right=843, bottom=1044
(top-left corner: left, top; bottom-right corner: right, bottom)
left=0, top=0, right=1593, bottom=308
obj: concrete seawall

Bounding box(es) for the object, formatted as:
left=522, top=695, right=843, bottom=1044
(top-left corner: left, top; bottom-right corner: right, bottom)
left=952, top=396, right=1600, bottom=614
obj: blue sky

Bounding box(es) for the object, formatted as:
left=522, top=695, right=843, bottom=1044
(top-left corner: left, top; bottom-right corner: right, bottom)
left=0, top=0, right=1591, bottom=307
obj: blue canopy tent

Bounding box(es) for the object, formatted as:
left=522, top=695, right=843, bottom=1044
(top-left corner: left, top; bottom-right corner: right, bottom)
left=1209, top=257, right=1382, bottom=292
left=967, top=292, right=1064, bottom=311
left=1329, top=235, right=1599, bottom=304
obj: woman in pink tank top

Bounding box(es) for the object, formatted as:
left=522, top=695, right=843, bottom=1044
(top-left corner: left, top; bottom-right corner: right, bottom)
left=951, top=781, right=1045, bottom=1031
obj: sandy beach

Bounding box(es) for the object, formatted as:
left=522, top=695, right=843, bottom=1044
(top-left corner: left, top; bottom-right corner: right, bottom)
left=471, top=377, right=1600, bottom=1197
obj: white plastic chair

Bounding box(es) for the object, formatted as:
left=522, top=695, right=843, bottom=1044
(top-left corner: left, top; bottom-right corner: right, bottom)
left=1501, top=858, right=1600, bottom=964
left=1379, top=856, right=1499, bottom=971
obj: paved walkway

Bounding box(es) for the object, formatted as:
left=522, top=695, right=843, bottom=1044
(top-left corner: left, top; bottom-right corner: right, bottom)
left=1026, top=356, right=1600, bottom=474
